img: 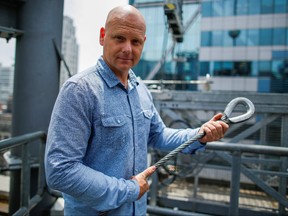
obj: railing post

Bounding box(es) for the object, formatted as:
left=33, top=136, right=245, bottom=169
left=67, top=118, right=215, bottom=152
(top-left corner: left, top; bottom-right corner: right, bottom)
left=37, top=135, right=47, bottom=193
left=192, top=174, right=199, bottom=211
left=149, top=151, right=159, bottom=207
left=279, top=115, right=288, bottom=214
left=20, top=142, right=30, bottom=210
left=229, top=151, right=241, bottom=216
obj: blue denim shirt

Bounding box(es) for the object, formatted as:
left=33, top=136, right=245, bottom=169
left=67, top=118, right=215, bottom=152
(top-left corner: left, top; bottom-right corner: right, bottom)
left=45, top=57, right=205, bottom=215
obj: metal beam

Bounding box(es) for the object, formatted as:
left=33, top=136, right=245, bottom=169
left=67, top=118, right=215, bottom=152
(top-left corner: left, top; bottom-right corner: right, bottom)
left=0, top=26, right=23, bottom=41
left=229, top=114, right=280, bottom=143
left=150, top=91, right=288, bottom=114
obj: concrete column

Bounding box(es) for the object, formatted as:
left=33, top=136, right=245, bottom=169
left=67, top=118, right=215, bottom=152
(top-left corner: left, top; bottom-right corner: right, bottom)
left=10, top=0, right=64, bottom=214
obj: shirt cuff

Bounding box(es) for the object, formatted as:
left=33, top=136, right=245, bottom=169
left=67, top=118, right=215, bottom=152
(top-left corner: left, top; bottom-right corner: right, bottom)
left=182, top=140, right=206, bottom=154
left=199, top=141, right=207, bottom=146
left=181, top=128, right=206, bottom=154
left=126, top=179, right=140, bottom=202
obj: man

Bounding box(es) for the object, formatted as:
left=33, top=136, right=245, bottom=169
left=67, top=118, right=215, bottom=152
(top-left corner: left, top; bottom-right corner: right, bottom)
left=45, top=5, right=228, bottom=215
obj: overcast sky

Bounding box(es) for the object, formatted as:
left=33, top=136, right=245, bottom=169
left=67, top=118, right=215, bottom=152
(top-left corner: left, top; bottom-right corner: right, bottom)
left=0, top=0, right=128, bottom=71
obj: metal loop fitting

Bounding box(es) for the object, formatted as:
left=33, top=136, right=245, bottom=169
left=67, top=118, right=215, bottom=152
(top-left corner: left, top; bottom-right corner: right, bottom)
left=221, top=97, right=255, bottom=125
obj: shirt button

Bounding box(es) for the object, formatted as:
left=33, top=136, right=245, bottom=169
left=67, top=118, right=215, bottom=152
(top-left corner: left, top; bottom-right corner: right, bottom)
left=117, top=120, right=121, bottom=123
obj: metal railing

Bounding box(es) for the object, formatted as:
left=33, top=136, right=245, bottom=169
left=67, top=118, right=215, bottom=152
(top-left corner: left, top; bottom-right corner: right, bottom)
left=0, top=131, right=47, bottom=216
left=148, top=142, right=288, bottom=216
left=148, top=90, right=288, bottom=216
left=208, top=142, right=288, bottom=215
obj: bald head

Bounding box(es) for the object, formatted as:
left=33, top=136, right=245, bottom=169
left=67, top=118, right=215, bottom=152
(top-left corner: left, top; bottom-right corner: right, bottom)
left=99, top=5, right=146, bottom=80
left=105, top=5, right=146, bottom=34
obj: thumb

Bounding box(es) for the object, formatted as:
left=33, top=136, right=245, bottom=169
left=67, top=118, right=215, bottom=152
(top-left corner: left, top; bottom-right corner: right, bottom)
left=141, top=166, right=157, bottom=179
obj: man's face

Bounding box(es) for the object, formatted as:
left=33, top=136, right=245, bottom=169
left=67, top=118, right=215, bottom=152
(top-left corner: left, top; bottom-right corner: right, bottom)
left=99, top=15, right=146, bottom=76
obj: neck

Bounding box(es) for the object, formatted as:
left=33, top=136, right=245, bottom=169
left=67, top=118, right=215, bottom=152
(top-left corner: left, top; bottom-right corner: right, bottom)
left=116, top=73, right=129, bottom=89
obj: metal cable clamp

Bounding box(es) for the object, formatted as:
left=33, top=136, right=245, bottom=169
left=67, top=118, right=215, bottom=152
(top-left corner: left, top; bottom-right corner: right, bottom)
left=153, top=97, right=255, bottom=168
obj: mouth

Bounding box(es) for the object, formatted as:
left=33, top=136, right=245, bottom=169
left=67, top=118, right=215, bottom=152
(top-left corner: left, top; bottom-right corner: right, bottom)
left=118, top=56, right=133, bottom=61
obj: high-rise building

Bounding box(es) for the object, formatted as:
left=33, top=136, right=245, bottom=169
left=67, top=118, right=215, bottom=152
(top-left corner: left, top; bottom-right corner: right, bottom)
left=0, top=64, right=13, bottom=139
left=131, top=0, right=288, bottom=93
left=0, top=64, right=14, bottom=106
left=0, top=16, right=79, bottom=139
left=60, top=16, right=79, bottom=87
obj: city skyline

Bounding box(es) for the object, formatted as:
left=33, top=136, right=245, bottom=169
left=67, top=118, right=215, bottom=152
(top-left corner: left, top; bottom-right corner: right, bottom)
left=0, top=0, right=128, bottom=72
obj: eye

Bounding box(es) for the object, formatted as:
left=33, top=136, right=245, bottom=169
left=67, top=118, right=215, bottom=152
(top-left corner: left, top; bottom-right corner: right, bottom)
left=132, top=39, right=142, bottom=46
left=114, top=35, right=125, bottom=42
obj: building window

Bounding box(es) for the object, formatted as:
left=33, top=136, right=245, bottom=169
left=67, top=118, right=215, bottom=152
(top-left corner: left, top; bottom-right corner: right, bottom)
left=235, top=30, right=247, bottom=46
left=247, top=29, right=259, bottom=46
left=249, top=0, right=261, bottom=14
left=259, top=61, right=272, bottom=76
left=261, top=0, right=274, bottom=14
left=274, top=0, right=287, bottom=13
left=201, top=0, right=287, bottom=17
left=134, top=0, right=162, bottom=3
left=204, top=28, right=288, bottom=47
left=259, top=29, right=272, bottom=45
left=201, top=31, right=211, bottom=46
left=287, top=29, right=288, bottom=45
left=222, top=61, right=233, bottom=75
left=212, top=0, right=224, bottom=17
left=273, top=28, right=286, bottom=45
left=212, top=31, right=223, bottom=46
left=200, top=62, right=210, bottom=76
left=223, top=30, right=234, bottom=46
left=202, top=1, right=212, bottom=17
left=251, top=61, right=259, bottom=76
left=223, top=0, right=235, bottom=16
left=272, top=60, right=288, bottom=78
left=210, top=61, right=251, bottom=76
left=236, top=0, right=249, bottom=15
left=213, top=62, right=222, bottom=75
left=235, top=61, right=251, bottom=76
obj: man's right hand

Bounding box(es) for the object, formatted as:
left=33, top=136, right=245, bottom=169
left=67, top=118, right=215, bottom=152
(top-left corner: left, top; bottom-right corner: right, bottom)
left=132, top=166, right=156, bottom=200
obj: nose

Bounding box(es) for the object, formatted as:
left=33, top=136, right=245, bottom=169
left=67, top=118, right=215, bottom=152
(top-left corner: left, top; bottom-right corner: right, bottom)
left=122, top=41, right=132, bottom=54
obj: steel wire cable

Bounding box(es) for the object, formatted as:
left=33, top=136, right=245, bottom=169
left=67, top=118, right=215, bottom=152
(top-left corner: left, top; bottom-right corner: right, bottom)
left=152, top=97, right=255, bottom=168
left=153, top=132, right=204, bottom=168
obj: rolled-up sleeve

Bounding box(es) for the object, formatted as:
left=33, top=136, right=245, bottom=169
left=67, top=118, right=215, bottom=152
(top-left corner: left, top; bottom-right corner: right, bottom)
left=147, top=102, right=206, bottom=155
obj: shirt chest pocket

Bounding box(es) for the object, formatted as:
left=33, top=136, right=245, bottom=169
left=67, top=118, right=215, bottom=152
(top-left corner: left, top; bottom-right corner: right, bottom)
left=101, top=115, right=127, bottom=127
left=100, top=115, right=130, bottom=150
left=134, top=109, right=153, bottom=138
left=143, top=110, right=153, bottom=120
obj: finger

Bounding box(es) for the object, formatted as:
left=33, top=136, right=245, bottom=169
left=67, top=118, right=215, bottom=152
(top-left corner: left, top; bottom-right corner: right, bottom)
left=202, top=122, right=224, bottom=140
left=202, top=125, right=215, bottom=140
left=141, top=166, right=156, bottom=179
left=204, top=122, right=219, bottom=136
left=211, top=113, right=223, bottom=121
left=214, top=114, right=229, bottom=131
left=218, top=121, right=229, bottom=133
left=211, top=121, right=225, bottom=136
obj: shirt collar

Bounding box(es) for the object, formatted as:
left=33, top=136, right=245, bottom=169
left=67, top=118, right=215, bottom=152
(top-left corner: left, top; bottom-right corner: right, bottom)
left=97, top=57, right=139, bottom=89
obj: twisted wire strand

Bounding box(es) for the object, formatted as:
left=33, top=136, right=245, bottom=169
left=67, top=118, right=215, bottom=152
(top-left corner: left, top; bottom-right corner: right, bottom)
left=153, top=115, right=230, bottom=168
left=153, top=132, right=205, bottom=168
left=152, top=97, right=255, bottom=168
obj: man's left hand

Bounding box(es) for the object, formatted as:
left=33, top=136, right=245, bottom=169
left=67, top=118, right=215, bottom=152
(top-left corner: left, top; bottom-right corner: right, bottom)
left=198, top=113, right=229, bottom=143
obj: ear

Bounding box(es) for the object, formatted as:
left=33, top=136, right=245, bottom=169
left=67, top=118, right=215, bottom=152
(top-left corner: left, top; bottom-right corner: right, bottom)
left=99, top=27, right=105, bottom=46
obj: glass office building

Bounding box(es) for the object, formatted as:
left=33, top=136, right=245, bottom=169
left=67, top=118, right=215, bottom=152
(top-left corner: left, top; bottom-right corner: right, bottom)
left=130, top=0, right=288, bottom=92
